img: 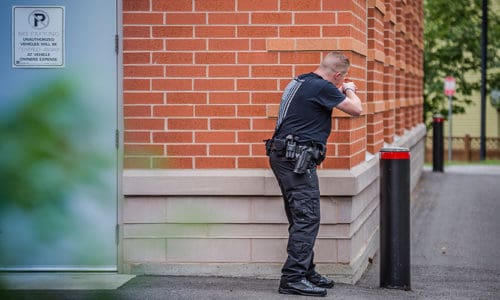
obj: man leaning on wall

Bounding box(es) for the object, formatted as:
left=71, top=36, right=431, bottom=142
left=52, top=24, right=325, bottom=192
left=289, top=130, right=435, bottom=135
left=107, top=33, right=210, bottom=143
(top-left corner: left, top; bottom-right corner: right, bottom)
left=265, top=52, right=362, bottom=297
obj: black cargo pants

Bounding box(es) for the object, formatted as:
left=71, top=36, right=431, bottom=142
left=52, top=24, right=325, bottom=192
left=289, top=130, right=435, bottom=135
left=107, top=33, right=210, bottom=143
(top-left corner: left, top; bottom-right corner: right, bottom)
left=269, top=151, right=320, bottom=282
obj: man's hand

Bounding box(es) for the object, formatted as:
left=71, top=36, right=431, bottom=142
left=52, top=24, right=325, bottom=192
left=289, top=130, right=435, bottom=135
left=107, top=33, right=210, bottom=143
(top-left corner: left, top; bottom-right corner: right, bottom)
left=337, top=81, right=362, bottom=116
left=342, top=81, right=357, bottom=94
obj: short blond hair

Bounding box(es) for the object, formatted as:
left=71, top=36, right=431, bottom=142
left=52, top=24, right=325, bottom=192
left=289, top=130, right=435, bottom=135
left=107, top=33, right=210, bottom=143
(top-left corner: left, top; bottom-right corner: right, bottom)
left=320, top=52, right=350, bottom=75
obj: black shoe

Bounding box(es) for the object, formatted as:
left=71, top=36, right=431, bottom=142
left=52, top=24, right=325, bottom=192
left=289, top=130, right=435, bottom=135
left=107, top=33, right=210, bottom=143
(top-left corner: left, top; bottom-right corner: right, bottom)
left=278, top=278, right=327, bottom=297
left=307, top=272, right=335, bottom=289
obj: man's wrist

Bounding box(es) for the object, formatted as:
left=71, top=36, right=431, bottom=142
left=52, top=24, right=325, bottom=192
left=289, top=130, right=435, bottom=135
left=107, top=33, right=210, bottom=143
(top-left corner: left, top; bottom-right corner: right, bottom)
left=344, top=88, right=355, bottom=94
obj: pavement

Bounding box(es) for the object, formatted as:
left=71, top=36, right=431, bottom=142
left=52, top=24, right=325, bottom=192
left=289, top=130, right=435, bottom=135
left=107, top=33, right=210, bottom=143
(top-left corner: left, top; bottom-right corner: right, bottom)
left=1, top=164, right=500, bottom=299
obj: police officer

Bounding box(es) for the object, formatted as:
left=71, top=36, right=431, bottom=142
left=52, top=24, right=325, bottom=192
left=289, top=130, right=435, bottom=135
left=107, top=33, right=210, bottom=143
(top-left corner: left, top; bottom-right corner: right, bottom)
left=266, top=52, right=362, bottom=297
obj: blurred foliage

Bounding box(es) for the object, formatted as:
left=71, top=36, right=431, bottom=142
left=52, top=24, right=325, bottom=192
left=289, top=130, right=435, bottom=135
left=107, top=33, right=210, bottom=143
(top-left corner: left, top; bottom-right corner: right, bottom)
left=0, top=79, right=110, bottom=210
left=424, top=0, right=500, bottom=126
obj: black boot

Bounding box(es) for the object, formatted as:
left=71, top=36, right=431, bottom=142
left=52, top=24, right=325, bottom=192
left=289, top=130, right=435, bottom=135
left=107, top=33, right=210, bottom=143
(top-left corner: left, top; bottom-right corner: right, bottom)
left=279, top=278, right=327, bottom=297
left=307, top=272, right=335, bottom=289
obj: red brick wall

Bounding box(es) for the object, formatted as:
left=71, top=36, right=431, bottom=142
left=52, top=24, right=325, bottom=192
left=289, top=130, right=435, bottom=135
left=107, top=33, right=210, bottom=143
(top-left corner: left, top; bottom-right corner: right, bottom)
left=122, top=0, right=423, bottom=169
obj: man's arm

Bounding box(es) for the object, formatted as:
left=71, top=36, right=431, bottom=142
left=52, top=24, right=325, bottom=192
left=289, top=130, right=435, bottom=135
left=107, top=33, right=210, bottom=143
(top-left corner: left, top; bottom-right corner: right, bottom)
left=336, top=82, right=362, bottom=116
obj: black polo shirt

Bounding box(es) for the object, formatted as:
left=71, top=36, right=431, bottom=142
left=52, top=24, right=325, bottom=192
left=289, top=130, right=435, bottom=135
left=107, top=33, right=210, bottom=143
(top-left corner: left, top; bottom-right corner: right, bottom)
left=274, top=72, right=346, bottom=144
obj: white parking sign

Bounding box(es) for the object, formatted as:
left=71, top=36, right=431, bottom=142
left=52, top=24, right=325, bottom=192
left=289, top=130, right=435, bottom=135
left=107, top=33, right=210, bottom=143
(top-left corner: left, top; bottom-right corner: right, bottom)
left=12, top=6, right=65, bottom=68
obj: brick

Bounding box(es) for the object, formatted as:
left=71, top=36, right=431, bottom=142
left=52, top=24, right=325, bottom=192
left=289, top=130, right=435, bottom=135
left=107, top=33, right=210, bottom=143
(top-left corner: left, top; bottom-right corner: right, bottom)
left=124, top=92, right=163, bottom=105
left=238, top=157, right=269, bottom=168
left=152, top=79, right=192, bottom=91
left=280, top=52, right=321, bottom=64
left=167, top=145, right=207, bottom=156
left=125, top=131, right=150, bottom=143
left=237, top=26, right=278, bottom=38
left=165, top=66, right=206, bottom=77
left=322, top=26, right=354, bottom=37
left=153, top=52, right=193, bottom=64
left=196, top=52, right=236, bottom=64
left=125, top=144, right=164, bottom=156
left=123, top=13, right=163, bottom=25
left=194, top=79, right=234, bottom=91
left=124, top=79, right=150, bottom=91
left=123, top=26, right=150, bottom=38
left=168, top=118, right=208, bottom=130
left=328, top=131, right=351, bottom=144
left=152, top=0, right=192, bottom=11
left=154, top=105, right=194, bottom=117
left=294, top=65, right=317, bottom=75
left=124, top=105, right=151, bottom=117
left=295, top=12, right=335, bottom=24
left=167, top=92, right=207, bottom=104
left=153, top=26, right=193, bottom=38
left=236, top=105, right=266, bottom=117
left=209, top=66, right=249, bottom=77
left=266, top=104, right=279, bottom=118
left=266, top=39, right=295, bottom=51
left=124, top=65, right=164, bottom=77
left=209, top=39, right=250, bottom=51
left=238, top=0, right=278, bottom=11
left=252, top=119, right=275, bottom=130
left=251, top=65, right=292, bottom=78
left=125, top=118, right=164, bottom=130
left=153, top=157, right=193, bottom=169
left=195, top=131, right=236, bottom=143
left=123, top=0, right=150, bottom=11
left=281, top=0, right=321, bottom=10
left=251, top=39, right=267, bottom=50
left=209, top=145, right=249, bottom=156
left=210, top=118, right=250, bottom=130
left=166, top=39, right=206, bottom=51
left=279, top=26, right=321, bottom=38
left=323, top=157, right=350, bottom=169
left=195, top=105, right=236, bottom=117
left=251, top=143, right=269, bottom=156
left=324, top=0, right=354, bottom=11
left=209, top=92, right=250, bottom=104
left=166, top=13, right=206, bottom=24
left=251, top=13, right=292, bottom=24
left=252, top=92, right=281, bottom=104
left=124, top=52, right=150, bottom=64
left=237, top=131, right=270, bottom=143
left=237, top=52, right=278, bottom=64
left=194, top=0, right=235, bottom=11
left=124, top=39, right=163, bottom=51
left=195, top=26, right=236, bottom=38
left=124, top=157, right=150, bottom=168
left=153, top=131, right=193, bottom=143
left=208, top=13, right=249, bottom=24
left=195, top=157, right=236, bottom=168
left=237, top=79, right=277, bottom=91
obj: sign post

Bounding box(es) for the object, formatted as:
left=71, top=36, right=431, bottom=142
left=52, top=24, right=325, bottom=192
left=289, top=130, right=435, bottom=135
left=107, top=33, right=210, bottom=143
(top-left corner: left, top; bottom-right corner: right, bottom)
left=444, top=77, right=456, bottom=162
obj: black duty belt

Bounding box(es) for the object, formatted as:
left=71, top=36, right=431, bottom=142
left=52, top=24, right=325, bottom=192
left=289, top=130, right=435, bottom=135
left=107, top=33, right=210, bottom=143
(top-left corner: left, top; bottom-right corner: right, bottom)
left=264, top=135, right=326, bottom=173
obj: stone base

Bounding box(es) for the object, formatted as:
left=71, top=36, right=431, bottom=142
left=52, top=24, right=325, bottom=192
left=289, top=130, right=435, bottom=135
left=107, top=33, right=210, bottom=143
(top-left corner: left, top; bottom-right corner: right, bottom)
left=120, top=124, right=426, bottom=284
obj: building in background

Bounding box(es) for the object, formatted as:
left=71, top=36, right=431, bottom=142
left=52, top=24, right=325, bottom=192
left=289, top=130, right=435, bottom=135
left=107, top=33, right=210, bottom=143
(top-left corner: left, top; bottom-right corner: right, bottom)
left=121, top=0, right=425, bottom=283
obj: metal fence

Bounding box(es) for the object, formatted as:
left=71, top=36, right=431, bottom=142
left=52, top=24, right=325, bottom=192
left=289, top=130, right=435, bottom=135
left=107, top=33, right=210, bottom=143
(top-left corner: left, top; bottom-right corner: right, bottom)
left=425, top=135, right=500, bottom=162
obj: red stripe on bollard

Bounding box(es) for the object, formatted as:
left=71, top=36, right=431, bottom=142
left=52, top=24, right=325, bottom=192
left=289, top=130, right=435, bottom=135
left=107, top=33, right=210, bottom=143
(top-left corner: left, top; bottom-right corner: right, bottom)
left=380, top=151, right=411, bottom=160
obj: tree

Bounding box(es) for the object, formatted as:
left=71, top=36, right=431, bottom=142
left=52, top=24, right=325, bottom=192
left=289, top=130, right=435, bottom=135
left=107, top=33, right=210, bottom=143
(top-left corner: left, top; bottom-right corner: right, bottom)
left=424, top=0, right=500, bottom=126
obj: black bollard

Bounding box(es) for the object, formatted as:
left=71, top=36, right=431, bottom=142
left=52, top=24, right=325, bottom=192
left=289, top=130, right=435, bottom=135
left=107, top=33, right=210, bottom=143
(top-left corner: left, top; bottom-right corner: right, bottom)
left=379, top=147, right=411, bottom=290
left=432, top=114, right=444, bottom=172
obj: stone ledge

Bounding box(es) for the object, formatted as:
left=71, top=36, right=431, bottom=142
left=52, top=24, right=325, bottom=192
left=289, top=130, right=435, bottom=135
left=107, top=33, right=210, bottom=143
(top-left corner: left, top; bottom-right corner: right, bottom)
left=123, top=156, right=379, bottom=197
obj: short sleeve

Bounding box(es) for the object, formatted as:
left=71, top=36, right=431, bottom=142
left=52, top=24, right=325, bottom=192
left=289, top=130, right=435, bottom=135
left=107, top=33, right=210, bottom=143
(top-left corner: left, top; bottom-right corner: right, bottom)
left=316, top=81, right=346, bottom=110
